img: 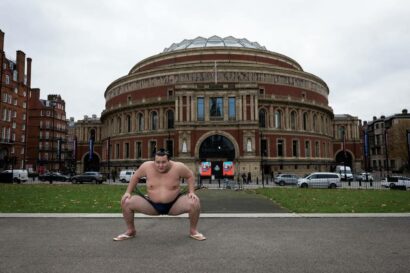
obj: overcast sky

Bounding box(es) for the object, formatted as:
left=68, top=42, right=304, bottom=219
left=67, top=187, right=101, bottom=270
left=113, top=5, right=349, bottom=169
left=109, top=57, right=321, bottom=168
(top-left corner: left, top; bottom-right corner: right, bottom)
left=1, top=0, right=409, bottom=122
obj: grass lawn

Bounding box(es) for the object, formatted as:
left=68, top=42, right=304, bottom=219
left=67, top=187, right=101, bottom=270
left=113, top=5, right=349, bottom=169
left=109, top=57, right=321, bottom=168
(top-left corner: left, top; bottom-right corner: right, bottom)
left=0, top=184, right=136, bottom=213
left=1, top=184, right=410, bottom=213
left=250, top=188, right=410, bottom=213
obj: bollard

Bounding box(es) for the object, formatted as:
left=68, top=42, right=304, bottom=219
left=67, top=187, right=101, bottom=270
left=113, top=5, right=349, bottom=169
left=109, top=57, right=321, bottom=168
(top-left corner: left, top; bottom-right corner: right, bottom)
left=218, top=179, right=221, bottom=189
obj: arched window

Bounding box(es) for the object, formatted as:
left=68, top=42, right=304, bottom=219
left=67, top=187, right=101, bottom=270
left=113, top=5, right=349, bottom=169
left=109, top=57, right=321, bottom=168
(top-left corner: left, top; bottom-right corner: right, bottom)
left=259, top=109, right=266, bottom=128
left=117, top=117, right=122, bottom=133
left=275, top=110, right=282, bottom=129
left=313, top=114, right=318, bottom=132
left=126, top=115, right=131, bottom=132
left=290, top=111, right=297, bottom=130
left=137, top=113, right=144, bottom=131
left=303, top=112, right=308, bottom=131
left=320, top=116, right=324, bottom=133
left=167, top=110, right=174, bottom=129
left=151, top=111, right=158, bottom=130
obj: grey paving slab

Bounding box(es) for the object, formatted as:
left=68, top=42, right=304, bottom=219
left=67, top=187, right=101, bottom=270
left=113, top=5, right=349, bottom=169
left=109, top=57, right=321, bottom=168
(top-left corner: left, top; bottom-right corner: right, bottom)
left=1, top=217, right=409, bottom=273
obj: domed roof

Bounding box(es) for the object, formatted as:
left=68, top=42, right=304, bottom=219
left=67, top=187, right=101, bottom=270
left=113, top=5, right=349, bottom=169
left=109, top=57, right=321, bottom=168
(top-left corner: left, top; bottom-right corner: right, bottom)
left=163, top=35, right=267, bottom=52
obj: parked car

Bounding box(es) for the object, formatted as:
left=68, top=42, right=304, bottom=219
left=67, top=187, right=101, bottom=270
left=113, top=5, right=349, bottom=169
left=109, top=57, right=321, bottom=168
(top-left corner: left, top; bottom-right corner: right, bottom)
left=0, top=169, right=28, bottom=183
left=381, top=176, right=410, bottom=190
left=274, top=174, right=299, bottom=186
left=355, top=172, right=374, bottom=182
left=39, top=172, right=70, bottom=182
left=297, top=172, right=341, bottom=189
left=71, top=172, right=106, bottom=184
left=119, top=169, right=135, bottom=183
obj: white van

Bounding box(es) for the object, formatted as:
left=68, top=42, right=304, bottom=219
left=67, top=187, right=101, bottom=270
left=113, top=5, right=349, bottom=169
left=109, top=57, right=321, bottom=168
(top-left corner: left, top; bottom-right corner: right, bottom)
left=297, top=172, right=341, bottom=189
left=335, top=165, right=353, bottom=181
left=1, top=169, right=29, bottom=183
left=119, top=169, right=135, bottom=183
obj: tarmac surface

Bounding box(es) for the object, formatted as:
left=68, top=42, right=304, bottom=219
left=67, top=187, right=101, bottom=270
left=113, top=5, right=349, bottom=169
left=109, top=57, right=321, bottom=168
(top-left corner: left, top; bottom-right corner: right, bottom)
left=1, top=188, right=410, bottom=273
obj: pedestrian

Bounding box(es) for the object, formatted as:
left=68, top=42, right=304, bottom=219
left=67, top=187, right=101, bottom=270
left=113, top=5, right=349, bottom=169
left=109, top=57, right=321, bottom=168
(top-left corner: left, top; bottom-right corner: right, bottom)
left=111, top=169, right=117, bottom=182
left=247, top=172, right=252, bottom=184
left=241, top=173, right=246, bottom=184
left=113, top=148, right=206, bottom=241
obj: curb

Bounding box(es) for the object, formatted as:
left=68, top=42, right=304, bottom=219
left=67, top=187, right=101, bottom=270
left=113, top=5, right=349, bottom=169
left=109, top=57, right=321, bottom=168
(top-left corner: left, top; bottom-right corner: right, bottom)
left=1, top=213, right=409, bottom=218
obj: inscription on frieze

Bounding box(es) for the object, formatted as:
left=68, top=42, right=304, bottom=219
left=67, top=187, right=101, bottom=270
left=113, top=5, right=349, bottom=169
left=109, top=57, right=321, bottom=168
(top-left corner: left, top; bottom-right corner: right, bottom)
left=107, top=71, right=327, bottom=99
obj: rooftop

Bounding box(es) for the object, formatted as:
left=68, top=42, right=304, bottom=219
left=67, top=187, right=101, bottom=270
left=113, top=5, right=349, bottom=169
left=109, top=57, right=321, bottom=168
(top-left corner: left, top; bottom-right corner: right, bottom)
left=163, top=35, right=267, bottom=53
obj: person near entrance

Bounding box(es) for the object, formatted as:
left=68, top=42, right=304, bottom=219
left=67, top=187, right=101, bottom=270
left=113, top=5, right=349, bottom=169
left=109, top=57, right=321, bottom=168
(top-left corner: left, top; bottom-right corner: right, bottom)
left=113, top=148, right=206, bottom=241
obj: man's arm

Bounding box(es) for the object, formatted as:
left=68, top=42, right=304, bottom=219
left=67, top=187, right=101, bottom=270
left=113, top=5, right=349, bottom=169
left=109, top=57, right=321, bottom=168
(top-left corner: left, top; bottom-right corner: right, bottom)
left=179, top=163, right=195, bottom=194
left=121, top=163, right=147, bottom=205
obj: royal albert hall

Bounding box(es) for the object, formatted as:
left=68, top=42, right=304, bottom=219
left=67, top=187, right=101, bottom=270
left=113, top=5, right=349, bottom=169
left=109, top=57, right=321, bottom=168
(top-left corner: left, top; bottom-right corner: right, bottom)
left=99, top=36, right=335, bottom=180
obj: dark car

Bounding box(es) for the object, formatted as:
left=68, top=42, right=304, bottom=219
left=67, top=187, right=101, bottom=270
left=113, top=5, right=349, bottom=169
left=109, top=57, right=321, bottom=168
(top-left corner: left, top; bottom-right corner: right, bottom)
left=39, top=172, right=70, bottom=182
left=71, top=172, right=106, bottom=184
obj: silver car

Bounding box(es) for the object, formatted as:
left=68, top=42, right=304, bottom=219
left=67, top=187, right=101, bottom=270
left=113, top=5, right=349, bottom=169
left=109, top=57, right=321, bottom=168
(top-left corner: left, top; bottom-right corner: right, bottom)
left=297, top=172, right=341, bottom=189
left=274, top=174, right=299, bottom=186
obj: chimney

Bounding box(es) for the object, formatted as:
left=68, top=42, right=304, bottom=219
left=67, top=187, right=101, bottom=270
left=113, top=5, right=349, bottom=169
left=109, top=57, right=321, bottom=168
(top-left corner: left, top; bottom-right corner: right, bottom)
left=0, top=29, right=4, bottom=52
left=16, top=50, right=26, bottom=83
left=402, top=109, right=408, bottom=115
left=27, top=58, right=32, bottom=87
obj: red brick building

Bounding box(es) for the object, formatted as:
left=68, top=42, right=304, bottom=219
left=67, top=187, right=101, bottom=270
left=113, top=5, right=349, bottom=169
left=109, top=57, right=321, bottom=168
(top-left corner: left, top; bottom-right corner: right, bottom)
left=0, top=29, right=32, bottom=170
left=26, top=93, right=68, bottom=173
left=89, top=36, right=349, bottom=179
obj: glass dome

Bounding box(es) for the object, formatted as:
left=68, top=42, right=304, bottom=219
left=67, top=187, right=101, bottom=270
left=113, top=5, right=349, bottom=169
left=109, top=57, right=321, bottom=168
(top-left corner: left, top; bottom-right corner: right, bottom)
left=163, top=35, right=267, bottom=52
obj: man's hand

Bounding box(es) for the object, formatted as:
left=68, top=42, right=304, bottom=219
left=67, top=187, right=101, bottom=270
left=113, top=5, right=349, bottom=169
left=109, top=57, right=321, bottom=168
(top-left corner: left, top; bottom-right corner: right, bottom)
left=121, top=193, right=131, bottom=206
left=188, top=192, right=199, bottom=201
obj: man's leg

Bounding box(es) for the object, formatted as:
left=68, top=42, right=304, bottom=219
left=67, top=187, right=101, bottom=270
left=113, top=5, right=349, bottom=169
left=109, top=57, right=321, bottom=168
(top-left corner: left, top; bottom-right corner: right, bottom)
left=121, top=195, right=158, bottom=236
left=168, top=195, right=201, bottom=236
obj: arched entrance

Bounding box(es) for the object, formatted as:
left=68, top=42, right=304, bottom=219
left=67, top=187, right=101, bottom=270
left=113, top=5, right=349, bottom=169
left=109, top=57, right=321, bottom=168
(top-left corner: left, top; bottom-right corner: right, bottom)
left=199, top=135, right=235, bottom=179
left=83, top=153, right=100, bottom=171
left=335, top=150, right=353, bottom=168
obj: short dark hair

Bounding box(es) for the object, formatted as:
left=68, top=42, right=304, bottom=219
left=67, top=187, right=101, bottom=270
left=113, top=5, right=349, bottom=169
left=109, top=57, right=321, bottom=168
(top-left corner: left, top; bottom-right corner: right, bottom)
left=155, top=148, right=171, bottom=159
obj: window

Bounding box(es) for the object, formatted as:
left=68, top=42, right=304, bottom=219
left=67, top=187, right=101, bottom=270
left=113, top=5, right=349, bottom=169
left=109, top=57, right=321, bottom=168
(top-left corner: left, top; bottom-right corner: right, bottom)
left=290, top=111, right=297, bottom=130
left=150, top=141, right=156, bottom=157
left=305, top=141, right=310, bottom=157
left=124, top=143, right=130, bottom=159
left=261, top=139, right=268, bottom=156
left=136, top=142, right=142, bottom=158
left=315, top=141, right=320, bottom=157
left=259, top=109, right=266, bottom=128
left=292, top=140, right=299, bottom=157
left=137, top=113, right=144, bottom=131
left=228, top=97, right=236, bottom=120
left=275, top=110, right=282, bottom=129
left=5, top=75, right=10, bottom=84
left=167, top=110, right=174, bottom=129
left=210, top=97, right=223, bottom=118
left=197, top=97, right=204, bottom=121
left=115, top=144, right=120, bottom=159
left=166, top=139, right=173, bottom=157
left=117, top=117, right=122, bottom=133
left=126, top=115, right=131, bottom=132
left=277, top=139, right=284, bottom=157
left=151, top=111, right=158, bottom=130
left=313, top=115, right=318, bottom=132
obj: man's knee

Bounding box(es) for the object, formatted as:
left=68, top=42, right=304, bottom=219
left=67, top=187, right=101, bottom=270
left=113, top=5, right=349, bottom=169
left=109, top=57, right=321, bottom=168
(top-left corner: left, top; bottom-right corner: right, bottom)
left=189, top=197, right=201, bottom=211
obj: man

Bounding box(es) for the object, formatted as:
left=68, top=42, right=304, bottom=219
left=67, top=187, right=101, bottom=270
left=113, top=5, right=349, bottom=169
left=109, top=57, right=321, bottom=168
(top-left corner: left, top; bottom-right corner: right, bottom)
left=113, top=149, right=206, bottom=241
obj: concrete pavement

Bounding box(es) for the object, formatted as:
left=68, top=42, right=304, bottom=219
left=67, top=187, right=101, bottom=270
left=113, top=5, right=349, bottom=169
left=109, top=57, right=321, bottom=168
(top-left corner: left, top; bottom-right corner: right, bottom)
left=1, top=188, right=409, bottom=273
left=1, top=217, right=409, bottom=273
